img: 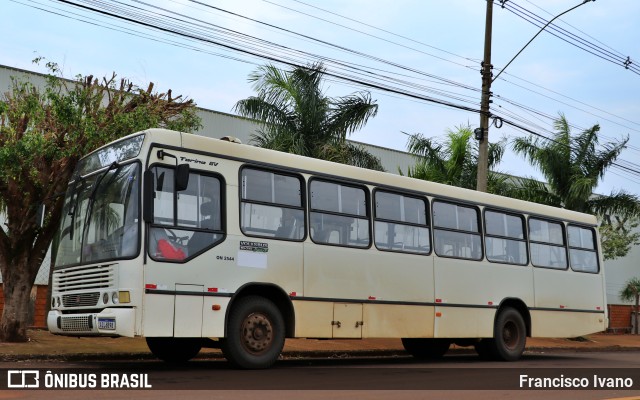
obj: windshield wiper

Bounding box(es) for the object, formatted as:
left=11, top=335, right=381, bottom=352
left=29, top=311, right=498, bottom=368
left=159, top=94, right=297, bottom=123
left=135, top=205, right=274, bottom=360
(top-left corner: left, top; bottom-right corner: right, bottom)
left=80, top=162, right=121, bottom=246
left=68, top=176, right=85, bottom=240
left=88, top=162, right=121, bottom=202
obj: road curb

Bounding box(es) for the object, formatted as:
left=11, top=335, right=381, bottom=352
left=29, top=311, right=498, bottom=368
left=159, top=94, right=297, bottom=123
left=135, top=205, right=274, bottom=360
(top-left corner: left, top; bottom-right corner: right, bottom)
left=2, top=346, right=638, bottom=362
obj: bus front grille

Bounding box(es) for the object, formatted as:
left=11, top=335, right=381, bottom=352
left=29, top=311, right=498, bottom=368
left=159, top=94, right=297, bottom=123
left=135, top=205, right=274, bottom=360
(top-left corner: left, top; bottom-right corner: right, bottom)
left=54, top=264, right=116, bottom=292
left=60, top=315, right=93, bottom=332
left=62, top=292, right=100, bottom=308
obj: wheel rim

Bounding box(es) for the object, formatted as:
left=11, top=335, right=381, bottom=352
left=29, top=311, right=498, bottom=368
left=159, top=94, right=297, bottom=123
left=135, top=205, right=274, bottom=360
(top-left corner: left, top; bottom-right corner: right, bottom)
left=502, top=320, right=520, bottom=350
left=241, top=312, right=274, bottom=355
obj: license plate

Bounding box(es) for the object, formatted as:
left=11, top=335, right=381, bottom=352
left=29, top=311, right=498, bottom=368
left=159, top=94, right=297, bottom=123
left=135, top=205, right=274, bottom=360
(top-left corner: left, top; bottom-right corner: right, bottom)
left=98, top=318, right=116, bottom=330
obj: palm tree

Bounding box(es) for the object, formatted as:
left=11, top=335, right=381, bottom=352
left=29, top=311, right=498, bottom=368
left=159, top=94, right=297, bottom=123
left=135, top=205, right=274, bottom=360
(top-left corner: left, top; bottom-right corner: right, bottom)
left=234, top=62, right=383, bottom=171
left=620, top=277, right=640, bottom=334
left=511, top=114, right=639, bottom=217
left=404, top=125, right=512, bottom=194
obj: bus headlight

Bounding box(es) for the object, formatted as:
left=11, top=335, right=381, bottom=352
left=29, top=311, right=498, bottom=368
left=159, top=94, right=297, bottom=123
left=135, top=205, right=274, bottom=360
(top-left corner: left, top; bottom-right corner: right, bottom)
left=103, top=293, right=109, bottom=305
left=112, top=292, right=119, bottom=304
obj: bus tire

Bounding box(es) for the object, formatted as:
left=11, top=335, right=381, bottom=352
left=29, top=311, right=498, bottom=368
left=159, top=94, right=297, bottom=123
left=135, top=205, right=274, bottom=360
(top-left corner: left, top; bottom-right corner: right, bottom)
left=220, top=295, right=285, bottom=369
left=491, top=307, right=526, bottom=361
left=401, top=338, right=450, bottom=359
left=146, top=337, right=202, bottom=363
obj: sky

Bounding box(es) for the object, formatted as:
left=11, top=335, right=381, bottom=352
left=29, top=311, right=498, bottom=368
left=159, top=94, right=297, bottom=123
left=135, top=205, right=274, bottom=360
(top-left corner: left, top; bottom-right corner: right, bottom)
left=2, top=0, right=640, bottom=196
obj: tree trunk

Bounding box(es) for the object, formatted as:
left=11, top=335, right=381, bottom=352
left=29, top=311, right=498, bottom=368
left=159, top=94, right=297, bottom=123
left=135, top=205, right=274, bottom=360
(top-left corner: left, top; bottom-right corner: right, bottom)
left=0, top=226, right=53, bottom=342
left=0, top=267, right=35, bottom=342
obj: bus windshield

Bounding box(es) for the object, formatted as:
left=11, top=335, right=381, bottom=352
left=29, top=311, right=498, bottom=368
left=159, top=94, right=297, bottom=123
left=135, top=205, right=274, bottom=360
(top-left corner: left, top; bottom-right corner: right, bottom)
left=55, top=162, right=140, bottom=268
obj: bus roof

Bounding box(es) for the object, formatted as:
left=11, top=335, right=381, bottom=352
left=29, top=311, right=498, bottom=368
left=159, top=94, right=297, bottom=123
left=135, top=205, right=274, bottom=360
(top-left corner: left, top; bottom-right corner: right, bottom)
left=141, top=128, right=598, bottom=226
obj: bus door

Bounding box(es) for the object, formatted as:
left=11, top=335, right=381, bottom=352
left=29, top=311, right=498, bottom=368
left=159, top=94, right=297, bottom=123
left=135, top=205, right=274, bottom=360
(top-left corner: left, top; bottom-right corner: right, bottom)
left=143, top=161, right=225, bottom=337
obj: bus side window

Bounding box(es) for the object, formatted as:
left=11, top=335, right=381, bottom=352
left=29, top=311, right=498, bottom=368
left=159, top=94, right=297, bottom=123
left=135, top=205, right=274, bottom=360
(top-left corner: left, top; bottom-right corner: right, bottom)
left=529, top=218, right=567, bottom=269
left=432, top=201, right=482, bottom=260
left=148, top=167, right=224, bottom=261
left=484, top=209, right=527, bottom=265
left=374, top=190, right=430, bottom=255
left=240, top=167, right=305, bottom=241
left=309, top=179, right=370, bottom=248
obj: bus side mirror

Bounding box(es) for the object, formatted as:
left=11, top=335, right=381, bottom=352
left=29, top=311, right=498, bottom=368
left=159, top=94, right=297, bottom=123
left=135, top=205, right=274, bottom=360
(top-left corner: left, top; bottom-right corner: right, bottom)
left=175, top=164, right=190, bottom=192
left=143, top=170, right=155, bottom=223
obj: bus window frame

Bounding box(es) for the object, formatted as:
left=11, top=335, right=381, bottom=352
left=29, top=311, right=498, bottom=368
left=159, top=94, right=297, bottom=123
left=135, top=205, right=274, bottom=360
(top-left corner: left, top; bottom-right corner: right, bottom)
left=308, top=177, right=372, bottom=249
left=238, top=165, right=307, bottom=242
left=527, top=216, right=569, bottom=271
left=567, top=224, right=600, bottom=274
left=483, top=208, right=529, bottom=266
left=372, top=188, right=432, bottom=256
left=146, top=163, right=226, bottom=263
left=55, top=159, right=143, bottom=269
left=432, top=199, right=483, bottom=261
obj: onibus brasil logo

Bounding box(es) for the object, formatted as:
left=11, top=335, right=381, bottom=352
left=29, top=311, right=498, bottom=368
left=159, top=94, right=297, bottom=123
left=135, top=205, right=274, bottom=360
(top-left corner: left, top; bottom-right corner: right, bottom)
left=7, top=370, right=152, bottom=389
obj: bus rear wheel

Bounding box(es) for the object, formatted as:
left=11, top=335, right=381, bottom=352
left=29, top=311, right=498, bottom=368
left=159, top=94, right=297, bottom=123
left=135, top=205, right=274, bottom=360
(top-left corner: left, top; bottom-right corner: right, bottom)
left=220, top=295, right=285, bottom=369
left=401, top=338, right=450, bottom=359
left=485, top=307, right=526, bottom=361
left=146, top=337, right=202, bottom=363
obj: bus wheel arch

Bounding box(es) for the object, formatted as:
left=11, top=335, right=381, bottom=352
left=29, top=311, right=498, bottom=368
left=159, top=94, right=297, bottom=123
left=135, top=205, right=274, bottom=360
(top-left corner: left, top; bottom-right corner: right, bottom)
left=225, top=283, right=295, bottom=338
left=497, top=298, right=531, bottom=337
left=489, top=299, right=530, bottom=361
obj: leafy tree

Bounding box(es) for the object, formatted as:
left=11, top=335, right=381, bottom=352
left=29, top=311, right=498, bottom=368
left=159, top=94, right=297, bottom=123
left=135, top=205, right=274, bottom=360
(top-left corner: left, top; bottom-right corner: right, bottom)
left=512, top=114, right=638, bottom=215
left=620, top=277, right=640, bottom=334
left=0, top=59, right=201, bottom=341
left=512, top=113, right=640, bottom=259
left=234, top=62, right=383, bottom=171
left=403, top=125, right=512, bottom=194
left=599, top=215, right=640, bottom=261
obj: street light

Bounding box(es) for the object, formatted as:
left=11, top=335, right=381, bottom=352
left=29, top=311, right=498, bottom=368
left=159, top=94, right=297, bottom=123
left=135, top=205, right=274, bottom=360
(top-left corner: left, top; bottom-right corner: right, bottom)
left=475, top=0, right=595, bottom=192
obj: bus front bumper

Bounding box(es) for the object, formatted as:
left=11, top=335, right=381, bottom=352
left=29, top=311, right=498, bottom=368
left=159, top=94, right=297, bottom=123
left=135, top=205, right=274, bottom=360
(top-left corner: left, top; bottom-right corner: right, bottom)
left=47, top=308, right=135, bottom=337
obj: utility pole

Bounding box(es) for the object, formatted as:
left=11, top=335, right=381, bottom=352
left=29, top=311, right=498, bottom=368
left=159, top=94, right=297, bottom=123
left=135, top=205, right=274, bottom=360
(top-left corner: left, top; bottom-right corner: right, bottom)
left=475, top=0, right=593, bottom=192
left=476, top=0, right=493, bottom=192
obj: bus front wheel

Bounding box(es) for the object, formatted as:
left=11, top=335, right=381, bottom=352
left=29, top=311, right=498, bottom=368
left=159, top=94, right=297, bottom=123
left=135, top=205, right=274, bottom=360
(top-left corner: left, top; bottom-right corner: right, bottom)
left=401, top=338, right=450, bottom=359
left=146, top=337, right=202, bottom=363
left=220, top=295, right=285, bottom=369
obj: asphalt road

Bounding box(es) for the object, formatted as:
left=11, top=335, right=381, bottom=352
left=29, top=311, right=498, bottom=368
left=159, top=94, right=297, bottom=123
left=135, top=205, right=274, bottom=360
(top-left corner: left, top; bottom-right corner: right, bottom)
left=1, top=351, right=640, bottom=400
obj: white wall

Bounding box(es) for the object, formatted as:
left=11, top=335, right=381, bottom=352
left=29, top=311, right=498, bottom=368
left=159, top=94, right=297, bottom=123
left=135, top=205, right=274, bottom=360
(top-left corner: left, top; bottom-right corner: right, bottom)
left=603, top=226, right=640, bottom=305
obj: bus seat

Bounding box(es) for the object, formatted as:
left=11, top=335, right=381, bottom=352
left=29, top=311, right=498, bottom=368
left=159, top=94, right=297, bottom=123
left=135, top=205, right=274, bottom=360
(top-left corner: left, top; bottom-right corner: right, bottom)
left=199, top=201, right=217, bottom=229
left=275, top=216, right=300, bottom=239
left=149, top=228, right=186, bottom=260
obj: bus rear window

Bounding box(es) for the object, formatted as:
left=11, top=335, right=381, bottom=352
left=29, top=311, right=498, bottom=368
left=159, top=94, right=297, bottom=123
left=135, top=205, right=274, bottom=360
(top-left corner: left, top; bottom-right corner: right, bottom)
left=568, top=225, right=599, bottom=273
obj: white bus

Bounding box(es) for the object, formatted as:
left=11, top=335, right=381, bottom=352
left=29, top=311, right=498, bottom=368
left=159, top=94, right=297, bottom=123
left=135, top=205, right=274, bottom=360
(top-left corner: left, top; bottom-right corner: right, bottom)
left=47, top=128, right=607, bottom=369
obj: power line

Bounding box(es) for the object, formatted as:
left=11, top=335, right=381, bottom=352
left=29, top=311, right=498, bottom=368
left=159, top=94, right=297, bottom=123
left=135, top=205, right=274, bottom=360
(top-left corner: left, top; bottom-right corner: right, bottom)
left=265, top=0, right=640, bottom=136
left=181, top=0, right=481, bottom=93
left=520, top=0, right=629, bottom=60
left=15, top=0, right=640, bottom=181
left=496, top=0, right=640, bottom=75
left=267, top=0, right=482, bottom=66
left=49, top=0, right=484, bottom=114
left=254, top=0, right=640, bottom=161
